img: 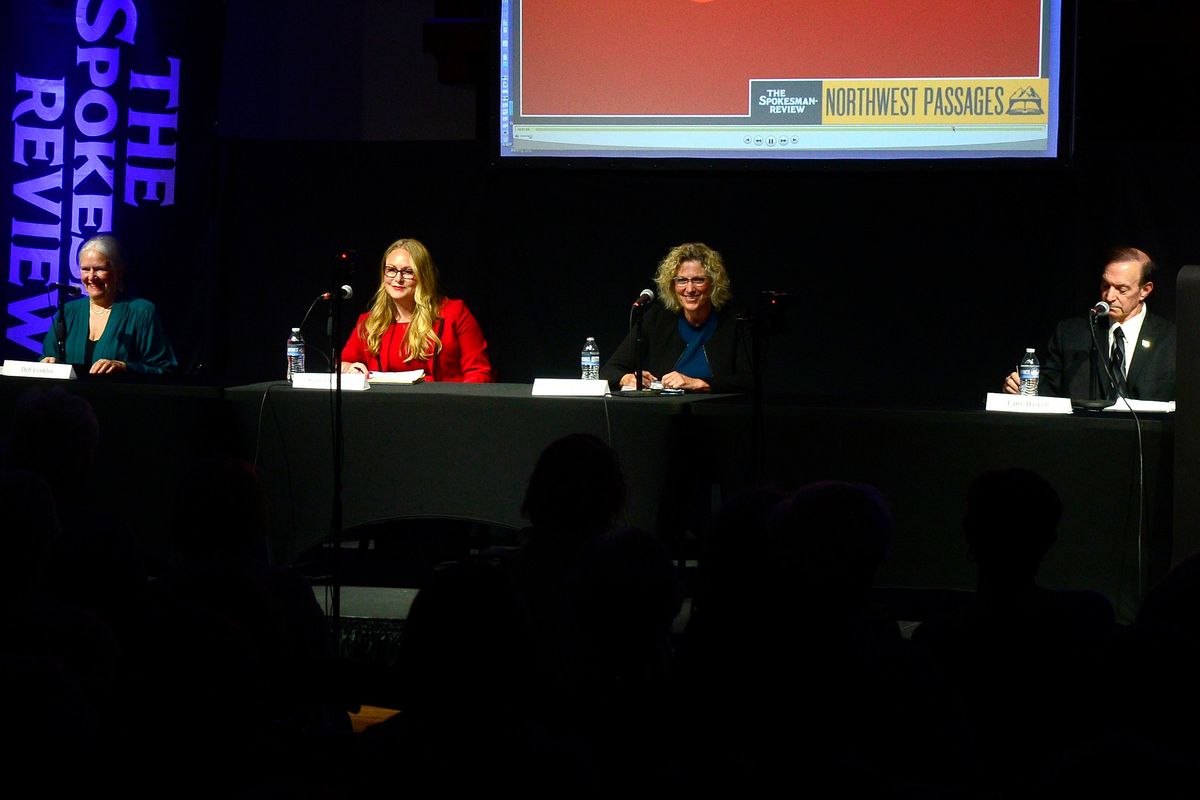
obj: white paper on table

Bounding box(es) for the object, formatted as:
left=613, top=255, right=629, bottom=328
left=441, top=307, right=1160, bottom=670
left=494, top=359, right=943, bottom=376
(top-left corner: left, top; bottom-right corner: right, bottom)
left=368, top=370, right=425, bottom=385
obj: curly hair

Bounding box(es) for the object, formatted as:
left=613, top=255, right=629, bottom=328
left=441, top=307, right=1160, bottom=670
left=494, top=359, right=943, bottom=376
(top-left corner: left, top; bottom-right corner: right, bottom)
left=653, top=242, right=731, bottom=313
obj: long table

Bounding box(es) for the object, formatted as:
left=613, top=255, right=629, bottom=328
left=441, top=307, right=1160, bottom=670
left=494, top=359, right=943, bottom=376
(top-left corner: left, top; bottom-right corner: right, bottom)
left=693, top=398, right=1174, bottom=622
left=224, top=382, right=712, bottom=565
left=1, top=375, right=1172, bottom=620
left=0, top=375, right=230, bottom=571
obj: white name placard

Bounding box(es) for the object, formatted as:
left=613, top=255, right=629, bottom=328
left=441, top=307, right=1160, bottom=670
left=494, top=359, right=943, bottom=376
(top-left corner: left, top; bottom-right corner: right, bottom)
left=1, top=360, right=76, bottom=380
left=1102, top=399, right=1175, bottom=414
left=984, top=392, right=1073, bottom=414
left=531, top=378, right=609, bottom=397
left=290, top=372, right=369, bottom=391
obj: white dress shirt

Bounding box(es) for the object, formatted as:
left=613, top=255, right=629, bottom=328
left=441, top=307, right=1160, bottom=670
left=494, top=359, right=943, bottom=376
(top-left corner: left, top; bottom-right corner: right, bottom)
left=1107, top=302, right=1149, bottom=379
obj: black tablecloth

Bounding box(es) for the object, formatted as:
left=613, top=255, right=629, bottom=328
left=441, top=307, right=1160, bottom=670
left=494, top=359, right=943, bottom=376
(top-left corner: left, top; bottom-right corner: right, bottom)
left=694, top=397, right=1173, bottom=622
left=225, top=382, right=718, bottom=565
left=2, top=375, right=1170, bottom=620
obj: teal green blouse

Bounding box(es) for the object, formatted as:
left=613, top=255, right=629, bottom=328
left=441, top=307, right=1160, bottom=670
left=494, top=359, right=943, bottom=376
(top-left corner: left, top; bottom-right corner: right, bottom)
left=42, top=297, right=178, bottom=374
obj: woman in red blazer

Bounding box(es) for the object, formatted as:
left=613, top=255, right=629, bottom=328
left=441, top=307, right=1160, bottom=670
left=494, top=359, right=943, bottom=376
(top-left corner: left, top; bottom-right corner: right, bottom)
left=340, top=238, right=493, bottom=382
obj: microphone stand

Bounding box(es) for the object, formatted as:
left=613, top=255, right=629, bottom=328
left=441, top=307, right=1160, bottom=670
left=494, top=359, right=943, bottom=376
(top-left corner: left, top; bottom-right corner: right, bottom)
left=327, top=267, right=351, bottom=652
left=739, top=291, right=791, bottom=482
left=55, top=284, right=69, bottom=362
left=1081, top=311, right=1116, bottom=410
left=632, top=304, right=648, bottom=392
left=1087, top=308, right=1147, bottom=610
left=54, top=287, right=67, bottom=362
left=749, top=315, right=764, bottom=481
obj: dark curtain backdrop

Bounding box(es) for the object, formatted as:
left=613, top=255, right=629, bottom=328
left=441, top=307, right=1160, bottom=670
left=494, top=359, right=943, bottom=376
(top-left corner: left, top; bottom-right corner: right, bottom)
left=209, top=2, right=1200, bottom=407
left=8, top=1, right=1199, bottom=408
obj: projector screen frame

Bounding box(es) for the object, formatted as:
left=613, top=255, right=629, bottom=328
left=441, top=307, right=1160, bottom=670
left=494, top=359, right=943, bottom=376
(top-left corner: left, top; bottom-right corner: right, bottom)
left=489, top=0, right=1078, bottom=171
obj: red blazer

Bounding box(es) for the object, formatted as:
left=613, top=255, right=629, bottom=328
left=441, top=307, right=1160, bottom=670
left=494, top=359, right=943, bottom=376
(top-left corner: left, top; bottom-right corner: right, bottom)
left=340, top=298, right=493, bottom=382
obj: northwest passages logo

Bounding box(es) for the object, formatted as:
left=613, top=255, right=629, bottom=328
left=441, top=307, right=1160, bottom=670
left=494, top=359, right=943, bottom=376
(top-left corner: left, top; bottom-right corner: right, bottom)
left=820, top=79, right=1049, bottom=125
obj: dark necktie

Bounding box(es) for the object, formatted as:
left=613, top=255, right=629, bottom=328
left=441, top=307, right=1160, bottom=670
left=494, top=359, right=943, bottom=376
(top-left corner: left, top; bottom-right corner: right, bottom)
left=1110, top=326, right=1127, bottom=397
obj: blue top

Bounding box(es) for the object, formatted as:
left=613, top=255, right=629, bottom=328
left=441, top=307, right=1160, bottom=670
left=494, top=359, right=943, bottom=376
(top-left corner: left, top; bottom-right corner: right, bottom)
left=42, top=296, right=178, bottom=374
left=674, top=312, right=717, bottom=379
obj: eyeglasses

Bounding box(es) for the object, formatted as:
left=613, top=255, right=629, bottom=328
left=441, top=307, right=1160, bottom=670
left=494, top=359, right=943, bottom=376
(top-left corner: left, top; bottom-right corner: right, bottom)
left=384, top=267, right=416, bottom=282
left=673, top=276, right=709, bottom=288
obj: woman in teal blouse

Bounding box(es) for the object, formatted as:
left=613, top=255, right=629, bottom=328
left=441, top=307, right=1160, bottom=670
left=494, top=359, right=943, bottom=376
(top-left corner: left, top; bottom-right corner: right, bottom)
left=41, top=235, right=177, bottom=374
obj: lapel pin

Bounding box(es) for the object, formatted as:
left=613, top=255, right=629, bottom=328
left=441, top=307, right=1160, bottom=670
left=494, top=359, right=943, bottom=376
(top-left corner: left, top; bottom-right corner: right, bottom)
left=1141, top=339, right=1152, bottom=349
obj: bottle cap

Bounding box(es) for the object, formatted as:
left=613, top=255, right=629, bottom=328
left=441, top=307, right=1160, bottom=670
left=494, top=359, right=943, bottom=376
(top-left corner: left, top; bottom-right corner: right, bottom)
left=291, top=327, right=301, bottom=333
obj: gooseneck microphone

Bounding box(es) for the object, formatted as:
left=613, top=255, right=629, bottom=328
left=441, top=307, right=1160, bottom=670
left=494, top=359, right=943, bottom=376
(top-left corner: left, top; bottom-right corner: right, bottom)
left=46, top=282, right=82, bottom=297
left=321, top=285, right=354, bottom=301
left=47, top=282, right=80, bottom=362
left=299, top=285, right=355, bottom=345
left=1085, top=298, right=1124, bottom=409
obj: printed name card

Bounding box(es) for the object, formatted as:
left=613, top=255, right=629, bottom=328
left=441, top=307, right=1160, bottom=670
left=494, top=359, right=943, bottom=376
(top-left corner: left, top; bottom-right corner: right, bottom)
left=1, top=360, right=76, bottom=380
left=984, top=392, right=1073, bottom=414
left=532, top=378, right=609, bottom=397
left=290, top=373, right=369, bottom=391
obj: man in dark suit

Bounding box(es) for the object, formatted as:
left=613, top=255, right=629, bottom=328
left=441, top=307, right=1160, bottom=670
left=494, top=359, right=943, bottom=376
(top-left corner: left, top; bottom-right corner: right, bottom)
left=1003, top=247, right=1176, bottom=401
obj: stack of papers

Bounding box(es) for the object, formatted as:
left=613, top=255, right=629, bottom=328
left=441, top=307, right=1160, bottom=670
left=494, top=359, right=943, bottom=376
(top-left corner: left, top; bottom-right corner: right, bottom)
left=369, top=370, right=425, bottom=385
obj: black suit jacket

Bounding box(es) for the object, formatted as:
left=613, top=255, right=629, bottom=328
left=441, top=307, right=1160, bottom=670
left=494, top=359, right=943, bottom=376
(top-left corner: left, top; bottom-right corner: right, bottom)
left=1040, top=310, right=1176, bottom=401
left=600, top=303, right=752, bottom=393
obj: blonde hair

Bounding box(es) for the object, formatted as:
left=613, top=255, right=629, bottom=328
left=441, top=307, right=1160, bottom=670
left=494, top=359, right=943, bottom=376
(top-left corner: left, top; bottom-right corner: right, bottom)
left=359, top=239, right=444, bottom=361
left=653, top=242, right=731, bottom=313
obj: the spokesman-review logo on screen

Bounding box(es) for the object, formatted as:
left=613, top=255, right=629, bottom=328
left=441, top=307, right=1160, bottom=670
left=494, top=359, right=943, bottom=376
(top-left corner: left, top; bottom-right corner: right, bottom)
left=749, top=81, right=822, bottom=124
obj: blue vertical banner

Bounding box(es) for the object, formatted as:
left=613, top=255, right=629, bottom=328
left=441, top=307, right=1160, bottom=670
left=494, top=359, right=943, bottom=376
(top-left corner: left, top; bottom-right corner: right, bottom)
left=2, top=0, right=222, bottom=366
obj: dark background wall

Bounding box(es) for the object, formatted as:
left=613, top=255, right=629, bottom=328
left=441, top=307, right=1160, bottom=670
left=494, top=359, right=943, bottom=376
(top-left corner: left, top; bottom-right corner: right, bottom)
left=198, top=0, right=1200, bottom=407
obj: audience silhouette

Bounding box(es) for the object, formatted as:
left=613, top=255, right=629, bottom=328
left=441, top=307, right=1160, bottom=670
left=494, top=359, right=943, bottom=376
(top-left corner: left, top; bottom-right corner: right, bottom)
left=0, top=469, right=108, bottom=770
left=914, top=468, right=1116, bottom=797
left=7, top=388, right=1199, bottom=797
left=3, top=387, right=145, bottom=628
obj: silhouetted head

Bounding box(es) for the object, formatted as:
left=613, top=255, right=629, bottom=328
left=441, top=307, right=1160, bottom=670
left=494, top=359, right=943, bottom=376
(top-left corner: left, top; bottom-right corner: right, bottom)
left=964, top=468, right=1060, bottom=581
left=700, top=485, right=789, bottom=606
left=4, top=388, right=99, bottom=497
left=0, top=469, right=60, bottom=601
left=172, top=457, right=270, bottom=564
left=767, top=481, right=893, bottom=605
left=1135, top=550, right=1200, bottom=637
left=521, top=433, right=625, bottom=539
left=576, top=527, right=683, bottom=675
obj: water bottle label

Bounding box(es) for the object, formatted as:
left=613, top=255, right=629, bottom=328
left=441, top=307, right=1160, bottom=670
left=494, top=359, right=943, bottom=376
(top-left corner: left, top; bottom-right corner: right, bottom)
left=1019, top=365, right=1039, bottom=380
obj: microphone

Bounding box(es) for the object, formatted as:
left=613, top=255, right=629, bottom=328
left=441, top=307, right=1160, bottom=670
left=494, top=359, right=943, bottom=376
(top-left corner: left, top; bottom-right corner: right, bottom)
left=298, top=285, right=354, bottom=341
left=631, top=288, right=654, bottom=309
left=47, top=282, right=81, bottom=297
left=1090, top=301, right=1111, bottom=317
left=321, top=285, right=353, bottom=301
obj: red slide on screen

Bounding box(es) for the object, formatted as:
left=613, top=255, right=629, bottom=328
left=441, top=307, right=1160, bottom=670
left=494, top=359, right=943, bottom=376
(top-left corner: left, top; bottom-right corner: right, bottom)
left=520, top=0, right=1044, bottom=116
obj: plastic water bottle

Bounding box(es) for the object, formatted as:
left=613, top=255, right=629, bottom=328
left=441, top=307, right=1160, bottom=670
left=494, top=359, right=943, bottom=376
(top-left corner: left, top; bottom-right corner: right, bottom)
left=1018, top=348, right=1039, bottom=396
left=580, top=337, right=600, bottom=380
left=287, top=327, right=306, bottom=381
